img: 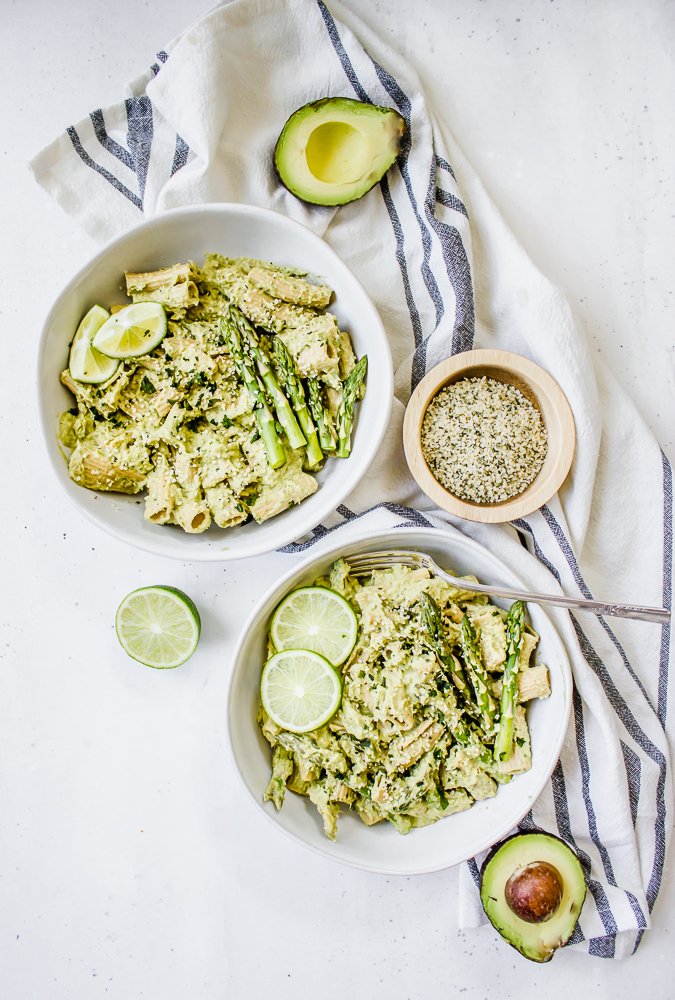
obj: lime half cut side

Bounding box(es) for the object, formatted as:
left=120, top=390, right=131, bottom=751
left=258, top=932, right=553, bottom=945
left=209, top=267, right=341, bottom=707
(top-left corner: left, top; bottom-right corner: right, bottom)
left=68, top=305, right=120, bottom=384
left=270, top=586, right=358, bottom=666
left=115, top=585, right=201, bottom=668
left=260, top=649, right=342, bottom=733
left=92, top=301, right=167, bottom=359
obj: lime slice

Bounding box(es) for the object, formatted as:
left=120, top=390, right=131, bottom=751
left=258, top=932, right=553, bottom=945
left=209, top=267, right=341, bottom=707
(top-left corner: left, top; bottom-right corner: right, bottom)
left=68, top=305, right=120, bottom=384
left=270, top=586, right=358, bottom=666
left=115, top=585, right=201, bottom=668
left=261, top=649, right=342, bottom=733
left=92, top=301, right=167, bottom=359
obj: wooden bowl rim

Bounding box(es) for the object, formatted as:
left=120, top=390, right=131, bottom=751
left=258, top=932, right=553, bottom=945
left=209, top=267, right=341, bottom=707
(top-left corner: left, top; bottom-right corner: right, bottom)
left=403, top=349, right=576, bottom=523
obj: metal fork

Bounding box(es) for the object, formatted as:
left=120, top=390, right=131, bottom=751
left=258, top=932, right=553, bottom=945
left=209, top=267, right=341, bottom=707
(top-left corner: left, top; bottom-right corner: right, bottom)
left=343, top=550, right=670, bottom=624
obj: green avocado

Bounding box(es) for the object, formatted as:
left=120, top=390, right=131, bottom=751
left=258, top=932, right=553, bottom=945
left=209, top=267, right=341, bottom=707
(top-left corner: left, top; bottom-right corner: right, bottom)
left=274, top=97, right=406, bottom=206
left=480, top=831, right=587, bottom=962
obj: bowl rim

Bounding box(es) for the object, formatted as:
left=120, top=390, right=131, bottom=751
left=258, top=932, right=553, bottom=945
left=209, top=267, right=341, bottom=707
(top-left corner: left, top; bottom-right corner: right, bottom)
left=403, top=348, right=575, bottom=524
left=225, top=523, right=573, bottom=875
left=37, top=202, right=394, bottom=561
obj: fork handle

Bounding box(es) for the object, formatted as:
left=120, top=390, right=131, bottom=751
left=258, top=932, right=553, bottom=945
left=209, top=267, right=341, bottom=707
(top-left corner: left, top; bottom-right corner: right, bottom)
left=435, top=570, right=670, bottom=624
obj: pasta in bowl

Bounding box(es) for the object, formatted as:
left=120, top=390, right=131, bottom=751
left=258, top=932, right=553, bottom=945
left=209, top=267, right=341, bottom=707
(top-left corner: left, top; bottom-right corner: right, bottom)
left=38, top=204, right=392, bottom=559
left=258, top=558, right=551, bottom=841
left=227, top=526, right=573, bottom=875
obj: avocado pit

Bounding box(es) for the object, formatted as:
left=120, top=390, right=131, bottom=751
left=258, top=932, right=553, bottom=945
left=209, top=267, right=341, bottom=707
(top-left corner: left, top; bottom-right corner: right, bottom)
left=479, top=831, right=587, bottom=962
left=504, top=862, right=563, bottom=923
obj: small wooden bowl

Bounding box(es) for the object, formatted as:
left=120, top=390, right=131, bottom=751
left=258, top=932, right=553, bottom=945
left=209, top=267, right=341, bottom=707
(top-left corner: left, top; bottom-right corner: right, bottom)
left=403, top=349, right=575, bottom=523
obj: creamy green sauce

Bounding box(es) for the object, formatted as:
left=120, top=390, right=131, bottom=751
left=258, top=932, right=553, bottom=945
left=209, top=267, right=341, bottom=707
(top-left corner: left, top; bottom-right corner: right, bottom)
left=260, top=561, right=550, bottom=839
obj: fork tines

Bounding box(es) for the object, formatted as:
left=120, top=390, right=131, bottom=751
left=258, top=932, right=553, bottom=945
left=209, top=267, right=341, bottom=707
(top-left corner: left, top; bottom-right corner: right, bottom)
left=344, top=550, right=424, bottom=576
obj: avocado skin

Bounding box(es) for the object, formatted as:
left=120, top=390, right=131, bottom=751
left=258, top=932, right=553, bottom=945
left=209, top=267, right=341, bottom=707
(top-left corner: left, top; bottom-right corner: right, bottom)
left=479, top=830, right=587, bottom=963
left=274, top=97, right=406, bottom=207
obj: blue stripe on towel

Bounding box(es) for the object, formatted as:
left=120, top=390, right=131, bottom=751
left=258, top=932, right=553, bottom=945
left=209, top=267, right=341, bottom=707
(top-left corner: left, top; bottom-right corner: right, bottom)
left=632, top=929, right=645, bottom=954
left=86, top=101, right=158, bottom=211
left=89, top=109, right=135, bottom=170
left=436, top=187, right=469, bottom=218
left=568, top=606, right=668, bottom=913
left=316, top=1, right=369, bottom=101
left=367, top=55, right=475, bottom=366
left=316, top=1, right=423, bottom=354
left=171, top=134, right=191, bottom=176
left=540, top=505, right=654, bottom=707
left=572, top=686, right=648, bottom=929
left=151, top=50, right=170, bottom=76
left=620, top=742, right=642, bottom=826
left=278, top=502, right=433, bottom=553
left=517, top=809, right=535, bottom=831
left=536, top=505, right=669, bottom=919
left=435, top=153, right=456, bottom=179
left=516, top=515, right=664, bottom=760
left=466, top=857, right=480, bottom=887
left=588, top=936, right=616, bottom=958
left=426, top=170, right=475, bottom=356
left=520, top=513, right=668, bottom=938
left=338, top=502, right=434, bottom=528
left=369, top=59, right=445, bottom=328
left=125, top=97, right=153, bottom=204
left=66, top=126, right=142, bottom=209
left=379, top=174, right=424, bottom=348
left=317, top=0, right=475, bottom=371
left=550, top=760, right=617, bottom=943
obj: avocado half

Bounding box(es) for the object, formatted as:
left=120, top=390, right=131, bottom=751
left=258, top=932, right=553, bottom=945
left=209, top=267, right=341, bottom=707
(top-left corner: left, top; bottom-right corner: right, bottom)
left=480, top=831, right=587, bottom=963
left=274, top=97, right=406, bottom=206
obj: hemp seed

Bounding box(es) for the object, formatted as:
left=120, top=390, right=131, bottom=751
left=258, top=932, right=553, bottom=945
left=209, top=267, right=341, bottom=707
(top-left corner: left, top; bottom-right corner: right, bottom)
left=421, top=376, right=548, bottom=503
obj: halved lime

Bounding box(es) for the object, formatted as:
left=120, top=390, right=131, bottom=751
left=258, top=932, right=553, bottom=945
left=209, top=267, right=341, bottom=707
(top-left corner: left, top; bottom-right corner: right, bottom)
left=68, top=305, right=120, bottom=384
left=115, top=585, right=201, bottom=668
left=270, top=586, right=358, bottom=665
left=93, top=301, right=167, bottom=359
left=261, top=649, right=342, bottom=733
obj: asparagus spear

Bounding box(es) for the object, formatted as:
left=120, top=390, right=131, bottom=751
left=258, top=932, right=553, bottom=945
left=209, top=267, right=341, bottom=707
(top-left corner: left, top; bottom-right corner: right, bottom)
left=228, top=305, right=306, bottom=450
left=307, top=378, right=337, bottom=452
left=420, top=592, right=471, bottom=700
left=220, top=318, right=286, bottom=470
left=460, top=614, right=498, bottom=734
left=336, top=355, right=368, bottom=459
left=273, top=337, right=323, bottom=469
left=494, top=601, right=526, bottom=762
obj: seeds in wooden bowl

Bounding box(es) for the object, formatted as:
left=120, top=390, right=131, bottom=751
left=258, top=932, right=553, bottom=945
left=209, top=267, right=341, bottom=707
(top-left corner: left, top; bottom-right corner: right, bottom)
left=421, top=376, right=548, bottom=503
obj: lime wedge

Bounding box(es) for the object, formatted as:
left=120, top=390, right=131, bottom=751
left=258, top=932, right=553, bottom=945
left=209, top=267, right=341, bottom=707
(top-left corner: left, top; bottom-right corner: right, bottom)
left=261, top=649, right=342, bottom=733
left=115, top=585, right=201, bottom=668
left=93, top=301, right=167, bottom=359
left=68, top=305, right=120, bottom=384
left=270, top=586, right=358, bottom=666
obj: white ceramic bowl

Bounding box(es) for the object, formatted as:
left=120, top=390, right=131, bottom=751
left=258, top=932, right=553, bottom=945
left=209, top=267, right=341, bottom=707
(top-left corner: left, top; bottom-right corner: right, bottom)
left=227, top=526, right=572, bottom=875
left=38, top=204, right=393, bottom=560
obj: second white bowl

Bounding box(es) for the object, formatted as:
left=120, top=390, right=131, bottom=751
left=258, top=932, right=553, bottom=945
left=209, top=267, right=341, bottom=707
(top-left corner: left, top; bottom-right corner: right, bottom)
left=38, top=204, right=393, bottom=560
left=227, top=525, right=572, bottom=875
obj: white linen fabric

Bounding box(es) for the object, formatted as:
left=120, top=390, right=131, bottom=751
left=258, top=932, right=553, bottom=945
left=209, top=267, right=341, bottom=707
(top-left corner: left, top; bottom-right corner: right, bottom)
left=31, top=0, right=674, bottom=959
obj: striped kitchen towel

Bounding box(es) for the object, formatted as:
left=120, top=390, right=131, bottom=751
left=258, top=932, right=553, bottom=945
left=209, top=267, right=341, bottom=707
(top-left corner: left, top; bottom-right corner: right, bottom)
left=31, top=0, right=673, bottom=959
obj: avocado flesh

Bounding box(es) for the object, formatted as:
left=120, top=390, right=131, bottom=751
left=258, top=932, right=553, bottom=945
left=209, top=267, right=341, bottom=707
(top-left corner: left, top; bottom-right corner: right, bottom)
left=480, top=832, right=587, bottom=962
left=274, top=97, right=405, bottom=206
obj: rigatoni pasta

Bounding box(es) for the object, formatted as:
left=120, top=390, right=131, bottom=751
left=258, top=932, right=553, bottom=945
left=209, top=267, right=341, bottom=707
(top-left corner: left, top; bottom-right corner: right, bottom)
left=59, top=255, right=367, bottom=533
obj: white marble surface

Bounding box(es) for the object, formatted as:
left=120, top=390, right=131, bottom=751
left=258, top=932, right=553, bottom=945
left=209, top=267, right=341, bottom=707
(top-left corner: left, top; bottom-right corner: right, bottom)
left=2, top=0, right=673, bottom=997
